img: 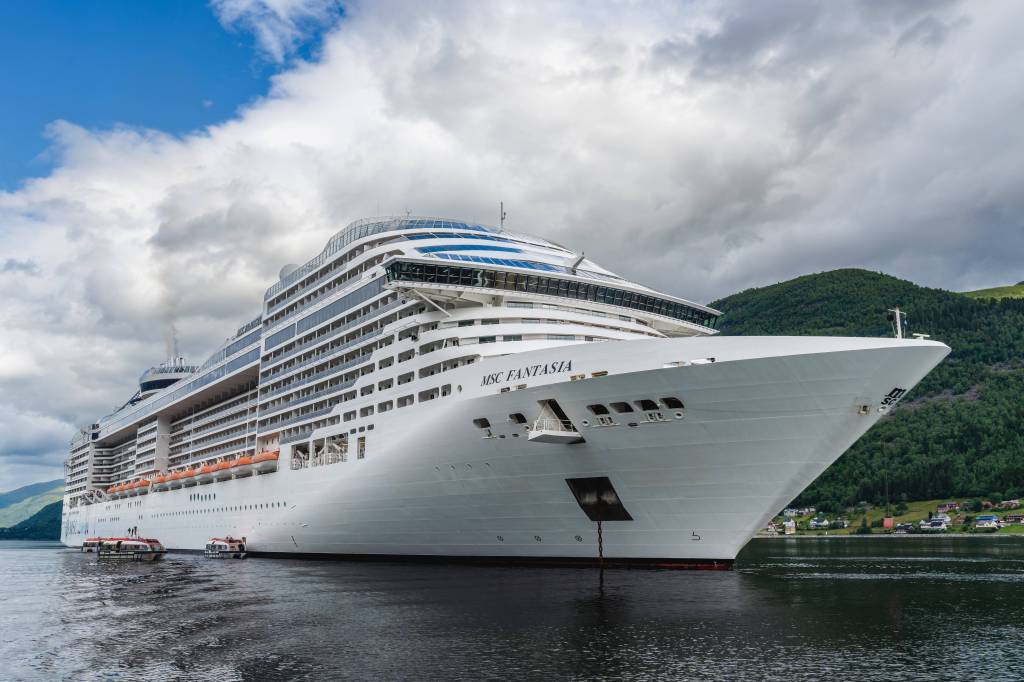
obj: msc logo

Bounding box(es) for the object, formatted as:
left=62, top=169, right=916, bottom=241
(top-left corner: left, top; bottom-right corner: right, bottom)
left=880, top=387, right=908, bottom=409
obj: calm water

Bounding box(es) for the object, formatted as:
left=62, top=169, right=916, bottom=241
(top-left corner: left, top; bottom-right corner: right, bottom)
left=3, top=538, right=1023, bottom=681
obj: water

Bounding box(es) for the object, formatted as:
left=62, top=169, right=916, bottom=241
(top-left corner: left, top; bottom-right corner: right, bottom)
left=3, top=538, right=1024, bottom=681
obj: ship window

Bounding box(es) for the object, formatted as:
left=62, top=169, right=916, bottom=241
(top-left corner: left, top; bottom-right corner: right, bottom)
left=609, top=402, right=633, bottom=413
left=482, top=319, right=499, bottom=325
left=635, top=399, right=658, bottom=411
left=473, top=418, right=491, bottom=429
left=357, top=436, right=366, bottom=459
left=458, top=320, right=475, bottom=327
left=479, top=336, right=496, bottom=344
left=509, top=413, right=527, bottom=424
left=503, top=335, right=522, bottom=342
left=587, top=404, right=609, bottom=416
left=661, top=397, right=684, bottom=409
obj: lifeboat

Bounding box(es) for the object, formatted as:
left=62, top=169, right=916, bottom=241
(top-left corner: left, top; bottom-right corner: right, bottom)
left=136, top=479, right=151, bottom=495
left=253, top=450, right=280, bottom=474
left=168, top=471, right=184, bottom=489
left=204, top=536, right=247, bottom=559
left=181, top=468, right=198, bottom=487
left=231, top=456, right=254, bottom=477
left=197, top=464, right=216, bottom=484
left=152, top=474, right=168, bottom=491
left=126, top=481, right=140, bottom=497
left=97, top=537, right=166, bottom=562
left=213, top=460, right=234, bottom=481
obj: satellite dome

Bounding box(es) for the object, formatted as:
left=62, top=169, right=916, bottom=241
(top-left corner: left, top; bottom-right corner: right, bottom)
left=279, top=263, right=300, bottom=281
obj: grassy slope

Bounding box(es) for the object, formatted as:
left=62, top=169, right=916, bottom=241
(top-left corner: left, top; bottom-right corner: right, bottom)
left=0, top=479, right=62, bottom=508
left=962, top=284, right=1024, bottom=300
left=0, top=501, right=62, bottom=540
left=710, top=269, right=1024, bottom=510
left=0, top=484, right=63, bottom=527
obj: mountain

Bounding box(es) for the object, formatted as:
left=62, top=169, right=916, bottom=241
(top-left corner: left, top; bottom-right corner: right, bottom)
left=962, top=283, right=1024, bottom=300
left=0, top=480, right=63, bottom=527
left=0, top=479, right=62, bottom=508
left=711, top=269, right=1024, bottom=511
left=0, top=500, right=62, bottom=540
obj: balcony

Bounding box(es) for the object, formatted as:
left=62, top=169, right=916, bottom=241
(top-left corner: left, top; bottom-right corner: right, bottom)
left=528, top=418, right=584, bottom=444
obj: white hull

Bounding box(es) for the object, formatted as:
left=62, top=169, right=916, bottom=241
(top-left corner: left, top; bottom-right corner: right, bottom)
left=62, top=336, right=948, bottom=566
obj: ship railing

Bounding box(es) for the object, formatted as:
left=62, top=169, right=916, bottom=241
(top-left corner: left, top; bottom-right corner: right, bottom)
left=531, top=418, right=579, bottom=434
left=260, top=328, right=384, bottom=383
left=264, top=300, right=403, bottom=368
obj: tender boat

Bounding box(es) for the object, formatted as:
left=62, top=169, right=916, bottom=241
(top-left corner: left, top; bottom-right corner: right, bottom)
left=213, top=460, right=234, bottom=481
left=205, top=536, right=247, bottom=559
left=198, top=464, right=216, bottom=484
left=96, top=537, right=167, bottom=561
left=231, top=456, right=254, bottom=477
left=81, top=537, right=102, bottom=553
left=253, top=450, right=280, bottom=473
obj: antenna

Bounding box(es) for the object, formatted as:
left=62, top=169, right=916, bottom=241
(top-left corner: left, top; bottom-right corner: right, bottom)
left=500, top=201, right=507, bottom=230
left=886, top=307, right=907, bottom=339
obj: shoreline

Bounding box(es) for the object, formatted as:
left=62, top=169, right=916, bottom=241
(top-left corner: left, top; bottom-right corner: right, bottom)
left=753, top=532, right=1021, bottom=540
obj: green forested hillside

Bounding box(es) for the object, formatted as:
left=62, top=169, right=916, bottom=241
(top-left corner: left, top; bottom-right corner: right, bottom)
left=0, top=480, right=63, bottom=527
left=710, top=269, right=1024, bottom=511
left=962, top=283, right=1024, bottom=300
left=0, top=501, right=62, bottom=540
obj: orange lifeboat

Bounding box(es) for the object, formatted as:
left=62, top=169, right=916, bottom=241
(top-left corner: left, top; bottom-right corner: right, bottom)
left=181, top=468, right=198, bottom=486
left=197, top=464, right=216, bottom=484
left=125, top=481, right=139, bottom=497
left=253, top=450, right=280, bottom=474
left=106, top=485, right=117, bottom=495
left=152, top=474, right=168, bottom=491
left=168, top=471, right=184, bottom=488
left=136, top=479, right=151, bottom=494
left=231, top=456, right=254, bottom=476
left=213, top=460, right=234, bottom=481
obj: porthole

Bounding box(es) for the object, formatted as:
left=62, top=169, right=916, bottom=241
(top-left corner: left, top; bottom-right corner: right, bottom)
left=581, top=419, right=590, bottom=427
left=674, top=412, right=684, bottom=419
left=575, top=535, right=583, bottom=542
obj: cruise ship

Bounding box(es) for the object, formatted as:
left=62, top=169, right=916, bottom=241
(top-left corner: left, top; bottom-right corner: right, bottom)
left=61, top=217, right=949, bottom=567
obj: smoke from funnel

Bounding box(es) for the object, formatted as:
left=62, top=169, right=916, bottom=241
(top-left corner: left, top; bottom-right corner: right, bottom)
left=160, top=287, right=179, bottom=362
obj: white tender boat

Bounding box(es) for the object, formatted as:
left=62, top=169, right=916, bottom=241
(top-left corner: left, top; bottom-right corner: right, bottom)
left=205, top=537, right=247, bottom=559
left=96, top=537, right=166, bottom=561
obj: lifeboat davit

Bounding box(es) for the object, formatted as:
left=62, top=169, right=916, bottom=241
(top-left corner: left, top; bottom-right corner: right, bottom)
left=231, top=456, right=254, bottom=477
left=168, top=471, right=184, bottom=489
left=152, top=474, right=168, bottom=491
left=253, top=450, right=280, bottom=474
left=197, top=464, right=216, bottom=484
left=213, top=460, right=234, bottom=481
left=181, top=468, right=198, bottom=486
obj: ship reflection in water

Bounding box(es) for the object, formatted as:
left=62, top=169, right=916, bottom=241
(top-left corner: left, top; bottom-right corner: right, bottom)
left=4, top=537, right=1024, bottom=681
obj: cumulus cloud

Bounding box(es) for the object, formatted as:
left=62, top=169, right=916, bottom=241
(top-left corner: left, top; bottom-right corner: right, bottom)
left=210, top=0, right=343, bottom=62
left=1, top=0, right=1023, bottom=488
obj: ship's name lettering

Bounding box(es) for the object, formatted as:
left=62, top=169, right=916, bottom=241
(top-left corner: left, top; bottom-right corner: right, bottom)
left=480, top=360, right=573, bottom=386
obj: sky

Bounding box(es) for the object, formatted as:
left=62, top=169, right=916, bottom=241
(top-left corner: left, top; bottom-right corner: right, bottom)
left=1, top=0, right=1023, bottom=491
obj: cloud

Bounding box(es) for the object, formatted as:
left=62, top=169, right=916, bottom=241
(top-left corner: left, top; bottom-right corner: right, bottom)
left=1, top=0, right=1024, bottom=489
left=210, top=0, right=343, bottom=62
left=1, top=258, right=40, bottom=276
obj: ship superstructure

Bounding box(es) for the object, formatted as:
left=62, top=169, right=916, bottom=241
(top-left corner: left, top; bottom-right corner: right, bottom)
left=61, top=217, right=948, bottom=566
